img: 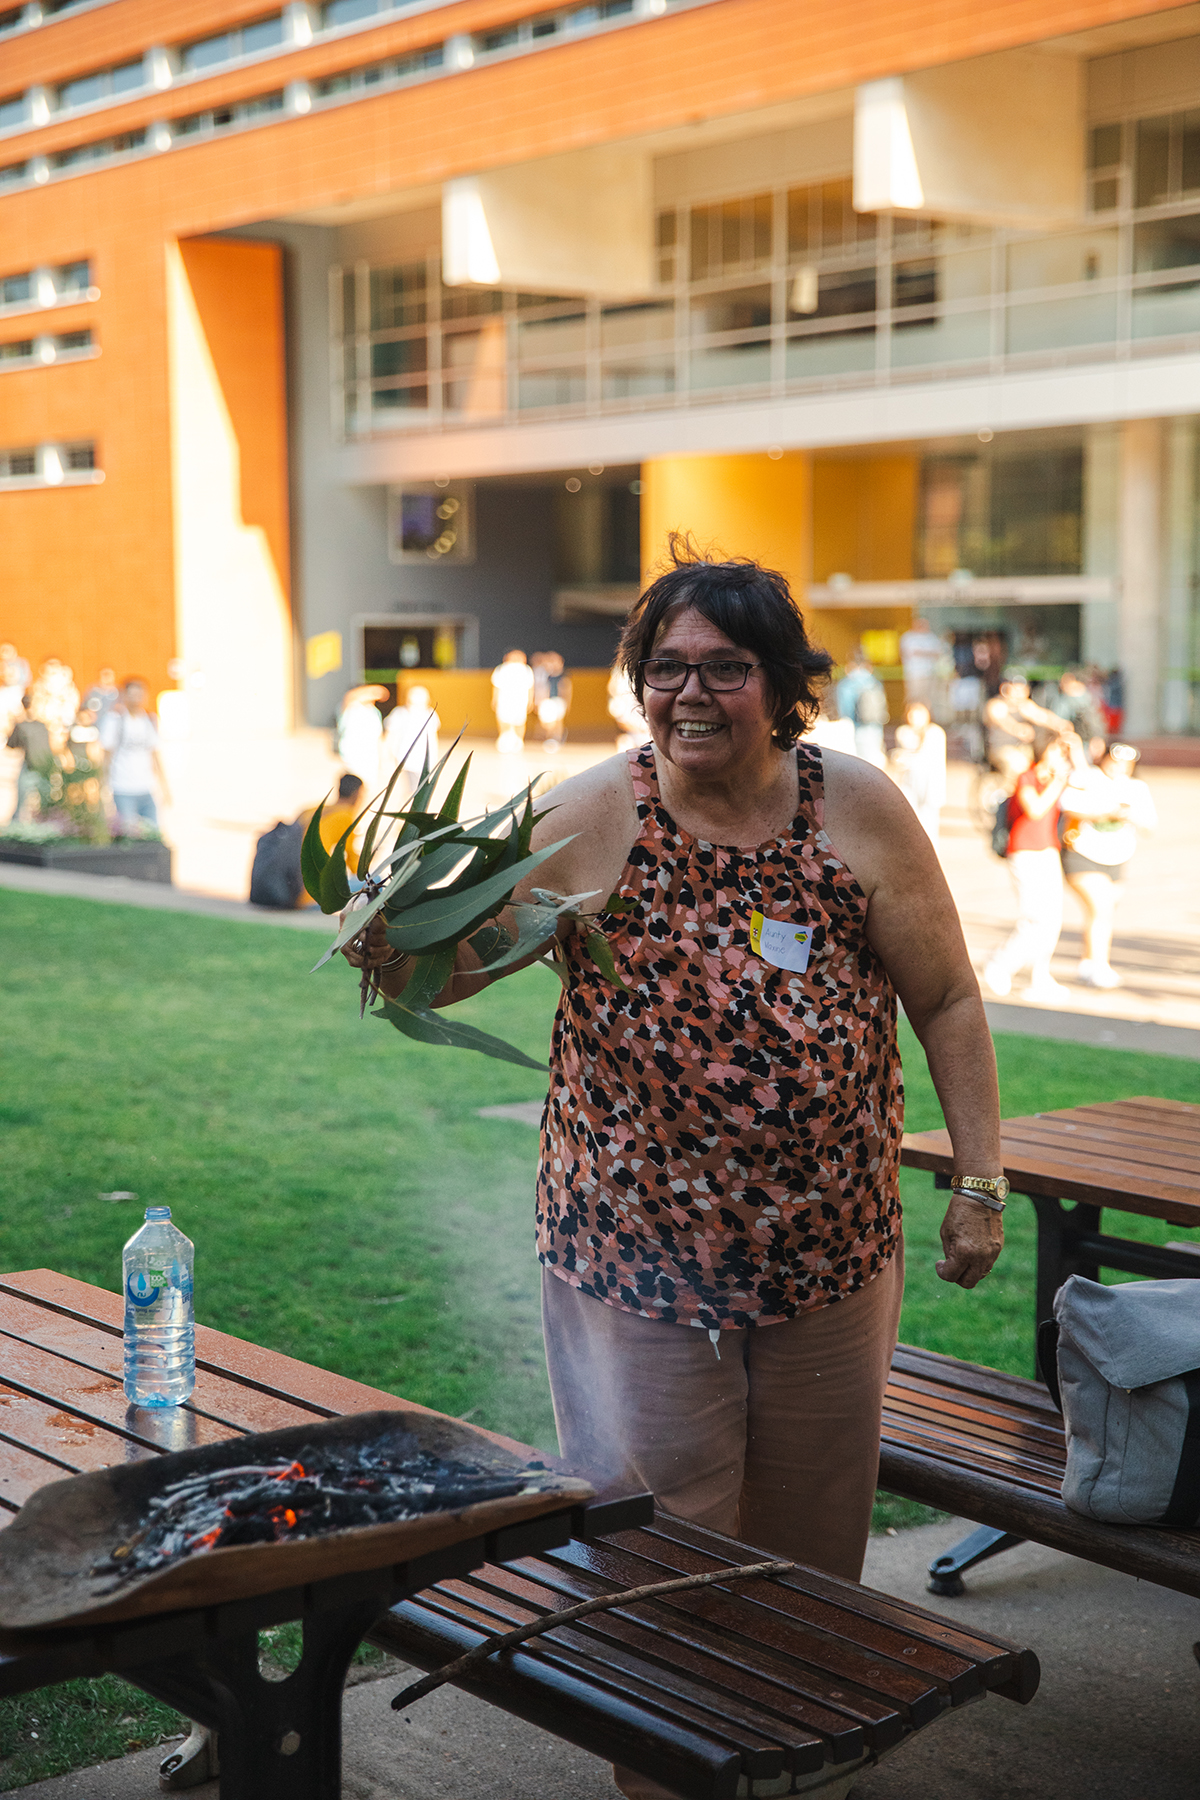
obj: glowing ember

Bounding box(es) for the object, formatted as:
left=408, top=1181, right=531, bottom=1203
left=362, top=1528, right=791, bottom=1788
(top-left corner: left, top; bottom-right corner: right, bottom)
left=90, top=1446, right=554, bottom=1592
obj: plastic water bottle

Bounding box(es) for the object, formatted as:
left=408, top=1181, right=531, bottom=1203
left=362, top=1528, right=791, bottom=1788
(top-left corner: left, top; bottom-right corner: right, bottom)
left=123, top=1206, right=195, bottom=1407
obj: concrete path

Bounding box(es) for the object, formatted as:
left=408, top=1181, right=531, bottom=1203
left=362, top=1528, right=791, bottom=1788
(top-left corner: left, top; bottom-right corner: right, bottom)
left=20, top=1517, right=1200, bottom=1800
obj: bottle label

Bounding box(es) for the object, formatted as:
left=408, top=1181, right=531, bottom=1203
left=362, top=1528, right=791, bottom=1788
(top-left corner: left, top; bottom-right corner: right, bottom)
left=127, top=1270, right=165, bottom=1309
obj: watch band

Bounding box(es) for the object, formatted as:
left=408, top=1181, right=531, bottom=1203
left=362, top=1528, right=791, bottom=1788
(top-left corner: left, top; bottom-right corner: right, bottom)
left=951, top=1173, right=1010, bottom=1201
left=952, top=1186, right=1005, bottom=1213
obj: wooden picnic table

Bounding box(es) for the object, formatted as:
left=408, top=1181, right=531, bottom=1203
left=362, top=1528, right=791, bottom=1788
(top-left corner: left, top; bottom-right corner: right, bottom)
left=901, top=1095, right=1200, bottom=1339
left=900, top=1095, right=1200, bottom=1593
left=0, top=1267, right=649, bottom=1800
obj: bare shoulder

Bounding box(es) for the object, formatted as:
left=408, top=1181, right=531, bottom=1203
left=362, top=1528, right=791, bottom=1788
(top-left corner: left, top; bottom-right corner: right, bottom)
left=521, top=751, right=638, bottom=906
left=819, top=747, right=943, bottom=900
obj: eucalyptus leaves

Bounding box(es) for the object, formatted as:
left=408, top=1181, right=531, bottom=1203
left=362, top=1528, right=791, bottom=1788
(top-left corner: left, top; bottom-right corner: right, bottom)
left=301, top=742, right=627, bottom=1070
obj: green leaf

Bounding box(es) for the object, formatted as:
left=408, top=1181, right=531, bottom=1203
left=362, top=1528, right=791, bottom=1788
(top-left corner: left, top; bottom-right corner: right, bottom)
left=356, top=760, right=409, bottom=880
left=605, top=892, right=634, bottom=914
left=383, top=835, right=576, bottom=954
left=300, top=798, right=331, bottom=901
left=467, top=922, right=512, bottom=962
left=473, top=900, right=568, bottom=974
left=537, top=951, right=570, bottom=989
left=376, top=998, right=546, bottom=1070
left=383, top=840, right=475, bottom=914
left=585, top=930, right=630, bottom=993
left=401, top=946, right=457, bottom=1010
left=436, top=755, right=472, bottom=825
left=408, top=729, right=465, bottom=817
left=317, top=832, right=353, bottom=914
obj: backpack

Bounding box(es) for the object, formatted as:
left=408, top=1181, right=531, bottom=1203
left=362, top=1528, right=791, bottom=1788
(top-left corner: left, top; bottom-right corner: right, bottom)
left=990, top=794, right=1014, bottom=859
left=1038, top=1276, right=1200, bottom=1528
left=249, top=818, right=306, bottom=909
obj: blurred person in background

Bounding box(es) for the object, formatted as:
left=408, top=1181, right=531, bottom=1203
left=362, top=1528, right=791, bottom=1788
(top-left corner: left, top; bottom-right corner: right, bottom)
left=99, top=678, right=170, bottom=828
left=335, top=684, right=387, bottom=788
left=607, top=660, right=646, bottom=750
left=836, top=646, right=888, bottom=768
left=898, top=617, right=946, bottom=710
left=491, top=648, right=535, bottom=753
left=5, top=694, right=53, bottom=821
left=983, top=668, right=1065, bottom=782
left=383, top=684, right=441, bottom=795
left=29, top=657, right=79, bottom=755
left=534, top=650, right=572, bottom=752
left=83, top=666, right=120, bottom=722
left=984, top=730, right=1086, bottom=1004
left=0, top=643, right=30, bottom=740
left=1100, top=667, right=1125, bottom=737
left=1048, top=666, right=1105, bottom=761
left=890, top=698, right=946, bottom=843
left=1060, top=742, right=1158, bottom=989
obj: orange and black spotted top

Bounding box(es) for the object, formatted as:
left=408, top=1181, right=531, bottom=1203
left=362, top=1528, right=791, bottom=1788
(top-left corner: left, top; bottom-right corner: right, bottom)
left=536, top=743, right=903, bottom=1331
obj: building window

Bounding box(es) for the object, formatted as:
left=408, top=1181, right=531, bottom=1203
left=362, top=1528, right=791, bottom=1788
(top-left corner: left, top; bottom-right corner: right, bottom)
left=0, top=447, right=37, bottom=477
left=52, top=130, right=146, bottom=169
left=56, top=60, right=145, bottom=112
left=63, top=442, right=95, bottom=469
left=55, top=260, right=92, bottom=297
left=180, top=14, right=285, bottom=73
left=0, top=338, right=33, bottom=365
left=0, top=92, right=25, bottom=128
left=0, top=271, right=33, bottom=306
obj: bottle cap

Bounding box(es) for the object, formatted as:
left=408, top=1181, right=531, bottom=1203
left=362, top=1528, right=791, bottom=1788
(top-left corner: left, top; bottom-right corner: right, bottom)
left=145, top=1206, right=171, bottom=1220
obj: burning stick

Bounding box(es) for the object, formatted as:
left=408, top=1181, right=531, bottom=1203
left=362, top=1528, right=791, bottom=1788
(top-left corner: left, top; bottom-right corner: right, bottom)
left=391, top=1558, right=794, bottom=1711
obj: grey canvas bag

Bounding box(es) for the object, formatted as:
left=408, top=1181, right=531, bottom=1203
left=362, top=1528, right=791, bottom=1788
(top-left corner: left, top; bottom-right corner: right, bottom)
left=1044, top=1275, right=1200, bottom=1527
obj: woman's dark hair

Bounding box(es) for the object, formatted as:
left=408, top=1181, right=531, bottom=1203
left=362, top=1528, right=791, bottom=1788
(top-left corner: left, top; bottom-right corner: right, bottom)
left=619, top=534, right=833, bottom=749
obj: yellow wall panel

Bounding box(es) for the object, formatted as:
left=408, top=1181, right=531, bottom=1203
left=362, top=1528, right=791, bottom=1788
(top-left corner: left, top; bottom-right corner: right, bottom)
left=641, top=453, right=810, bottom=595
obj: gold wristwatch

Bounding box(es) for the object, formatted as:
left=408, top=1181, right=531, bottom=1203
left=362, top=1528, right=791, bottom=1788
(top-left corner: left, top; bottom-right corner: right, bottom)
left=951, top=1174, right=1010, bottom=1212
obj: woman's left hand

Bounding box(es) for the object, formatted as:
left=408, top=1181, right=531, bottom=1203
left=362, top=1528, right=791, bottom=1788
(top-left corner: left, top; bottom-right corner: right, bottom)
left=936, top=1195, right=1004, bottom=1288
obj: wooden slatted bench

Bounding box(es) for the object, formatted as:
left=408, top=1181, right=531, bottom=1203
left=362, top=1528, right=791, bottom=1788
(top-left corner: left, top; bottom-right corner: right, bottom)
left=879, top=1342, right=1200, bottom=1600
left=368, top=1511, right=1039, bottom=1800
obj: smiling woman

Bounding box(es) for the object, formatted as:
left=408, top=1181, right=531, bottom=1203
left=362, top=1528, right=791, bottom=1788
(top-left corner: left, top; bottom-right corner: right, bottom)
left=348, top=539, right=1006, bottom=1716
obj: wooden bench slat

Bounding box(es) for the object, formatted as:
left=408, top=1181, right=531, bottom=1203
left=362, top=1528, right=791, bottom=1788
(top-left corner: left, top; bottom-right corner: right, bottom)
left=879, top=1421, right=1064, bottom=1497
left=884, top=1376, right=1067, bottom=1453
left=890, top=1347, right=1061, bottom=1417
left=551, top=1541, right=946, bottom=1728
left=420, top=1585, right=791, bottom=1777
left=999, top=1113, right=1200, bottom=1163
left=505, top=1557, right=895, bottom=1749
left=986, top=1121, right=1200, bottom=1188
left=635, top=1518, right=1028, bottom=1672
left=377, top=1597, right=747, bottom=1800
left=456, top=1565, right=829, bottom=1768
left=882, top=1393, right=1066, bottom=1472
left=598, top=1527, right=989, bottom=1703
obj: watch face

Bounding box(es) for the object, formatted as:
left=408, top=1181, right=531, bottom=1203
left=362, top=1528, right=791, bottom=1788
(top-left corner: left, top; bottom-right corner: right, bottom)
left=994, top=1176, right=1011, bottom=1201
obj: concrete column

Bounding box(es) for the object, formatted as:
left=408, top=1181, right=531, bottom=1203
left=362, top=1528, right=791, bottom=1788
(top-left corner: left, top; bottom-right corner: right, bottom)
left=1162, top=416, right=1197, bottom=735
left=1081, top=423, right=1119, bottom=669
left=1117, top=418, right=1165, bottom=739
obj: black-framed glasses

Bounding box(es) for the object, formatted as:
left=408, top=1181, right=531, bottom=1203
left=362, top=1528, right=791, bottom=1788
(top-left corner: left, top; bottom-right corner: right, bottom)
left=639, top=658, right=762, bottom=693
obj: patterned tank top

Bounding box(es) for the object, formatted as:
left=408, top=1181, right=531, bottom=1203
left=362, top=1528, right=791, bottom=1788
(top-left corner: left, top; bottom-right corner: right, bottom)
left=536, top=743, right=903, bottom=1331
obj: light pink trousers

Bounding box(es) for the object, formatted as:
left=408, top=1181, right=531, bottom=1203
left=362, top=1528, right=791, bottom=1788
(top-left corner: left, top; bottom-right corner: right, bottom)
left=541, top=1241, right=904, bottom=1585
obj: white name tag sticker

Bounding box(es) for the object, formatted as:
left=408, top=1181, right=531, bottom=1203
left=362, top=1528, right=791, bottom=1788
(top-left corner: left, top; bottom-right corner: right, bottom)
left=750, top=910, right=813, bottom=973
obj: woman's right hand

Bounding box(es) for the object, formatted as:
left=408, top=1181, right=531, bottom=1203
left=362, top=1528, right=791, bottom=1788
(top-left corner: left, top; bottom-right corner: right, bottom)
left=340, top=908, right=391, bottom=971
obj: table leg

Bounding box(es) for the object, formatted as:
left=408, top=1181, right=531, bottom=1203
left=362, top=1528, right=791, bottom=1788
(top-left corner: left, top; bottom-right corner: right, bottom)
left=124, top=1595, right=388, bottom=1800
left=1032, top=1197, right=1102, bottom=1335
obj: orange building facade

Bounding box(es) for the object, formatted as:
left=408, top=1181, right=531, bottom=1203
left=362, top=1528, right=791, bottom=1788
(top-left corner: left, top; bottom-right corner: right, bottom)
left=3, top=0, right=1200, bottom=737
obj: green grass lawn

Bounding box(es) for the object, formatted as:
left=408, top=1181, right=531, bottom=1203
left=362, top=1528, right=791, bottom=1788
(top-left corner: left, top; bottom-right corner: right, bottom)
left=0, top=887, right=1196, bottom=1785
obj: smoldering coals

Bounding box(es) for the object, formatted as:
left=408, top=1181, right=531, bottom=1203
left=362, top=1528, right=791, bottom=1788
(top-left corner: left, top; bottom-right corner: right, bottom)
left=90, top=1446, right=554, bottom=1591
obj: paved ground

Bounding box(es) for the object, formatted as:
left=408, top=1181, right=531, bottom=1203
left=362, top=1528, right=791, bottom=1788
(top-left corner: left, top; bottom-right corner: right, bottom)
left=21, top=1518, right=1200, bottom=1800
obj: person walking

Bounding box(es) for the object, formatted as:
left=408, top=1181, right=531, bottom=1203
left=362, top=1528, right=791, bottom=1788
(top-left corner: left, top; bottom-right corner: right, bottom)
left=899, top=617, right=946, bottom=710
left=1048, top=666, right=1105, bottom=762
left=383, top=684, right=441, bottom=795
left=5, top=694, right=54, bottom=821
left=99, top=678, right=171, bottom=828
left=491, top=649, right=535, bottom=753
left=533, top=651, right=572, bottom=751
left=335, top=685, right=388, bottom=788
left=1060, top=742, right=1157, bottom=988
left=83, top=666, right=120, bottom=723
left=836, top=647, right=889, bottom=767
left=982, top=668, right=1065, bottom=782
left=984, top=731, right=1084, bottom=1003
left=29, top=657, right=79, bottom=755
left=890, top=698, right=947, bottom=842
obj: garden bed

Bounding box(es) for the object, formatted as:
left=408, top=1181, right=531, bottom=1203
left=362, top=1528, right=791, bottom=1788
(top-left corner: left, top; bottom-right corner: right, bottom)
left=0, top=838, right=172, bottom=884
